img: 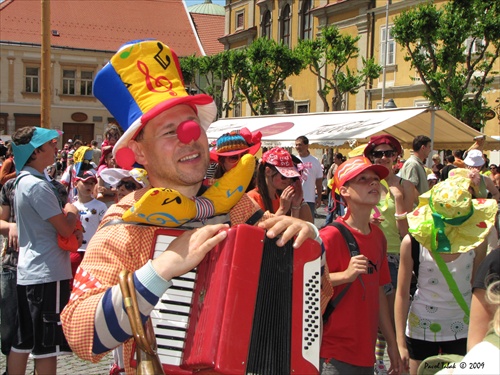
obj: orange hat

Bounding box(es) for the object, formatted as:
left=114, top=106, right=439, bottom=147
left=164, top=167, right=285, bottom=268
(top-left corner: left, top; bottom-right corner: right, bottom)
left=334, top=156, right=388, bottom=189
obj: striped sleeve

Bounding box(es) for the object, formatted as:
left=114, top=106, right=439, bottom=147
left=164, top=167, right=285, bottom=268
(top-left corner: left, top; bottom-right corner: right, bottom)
left=92, top=260, right=172, bottom=354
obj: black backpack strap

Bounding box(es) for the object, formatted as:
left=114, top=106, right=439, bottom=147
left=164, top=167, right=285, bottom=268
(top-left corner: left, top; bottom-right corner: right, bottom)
left=329, top=221, right=360, bottom=257
left=322, top=221, right=361, bottom=323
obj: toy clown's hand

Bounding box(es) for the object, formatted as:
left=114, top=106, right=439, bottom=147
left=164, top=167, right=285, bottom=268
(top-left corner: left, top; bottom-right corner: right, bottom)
left=122, top=154, right=255, bottom=227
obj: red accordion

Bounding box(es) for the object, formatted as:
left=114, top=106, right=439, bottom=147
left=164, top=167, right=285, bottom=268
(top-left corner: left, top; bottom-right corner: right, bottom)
left=145, top=224, right=322, bottom=374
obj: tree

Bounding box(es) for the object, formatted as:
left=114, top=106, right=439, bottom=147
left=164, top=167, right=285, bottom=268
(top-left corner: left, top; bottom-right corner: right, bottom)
left=180, top=50, right=259, bottom=119
left=232, top=38, right=304, bottom=116
left=296, top=24, right=382, bottom=112
left=392, top=0, right=500, bottom=129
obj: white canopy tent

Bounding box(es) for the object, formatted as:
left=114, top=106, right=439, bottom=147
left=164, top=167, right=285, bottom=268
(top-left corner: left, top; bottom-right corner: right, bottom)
left=207, top=107, right=499, bottom=151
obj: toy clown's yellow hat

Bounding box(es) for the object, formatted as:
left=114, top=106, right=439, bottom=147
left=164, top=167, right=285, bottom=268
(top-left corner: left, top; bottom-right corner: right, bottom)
left=408, top=175, right=497, bottom=253
left=93, top=39, right=216, bottom=168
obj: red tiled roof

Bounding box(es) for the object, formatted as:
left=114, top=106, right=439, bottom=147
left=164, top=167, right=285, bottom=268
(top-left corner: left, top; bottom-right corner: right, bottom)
left=190, top=13, right=224, bottom=56
left=0, top=0, right=204, bottom=57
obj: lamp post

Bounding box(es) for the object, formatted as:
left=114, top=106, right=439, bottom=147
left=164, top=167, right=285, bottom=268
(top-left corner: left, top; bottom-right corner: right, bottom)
left=384, top=98, right=397, bottom=109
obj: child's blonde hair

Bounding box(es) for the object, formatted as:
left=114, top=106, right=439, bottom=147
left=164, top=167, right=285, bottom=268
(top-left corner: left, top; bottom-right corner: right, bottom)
left=486, top=279, right=500, bottom=336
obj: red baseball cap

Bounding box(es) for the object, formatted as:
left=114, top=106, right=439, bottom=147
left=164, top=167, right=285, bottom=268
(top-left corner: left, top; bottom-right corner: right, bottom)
left=74, top=169, right=98, bottom=183
left=363, top=134, right=403, bottom=158
left=262, top=147, right=300, bottom=178
left=334, top=156, right=388, bottom=189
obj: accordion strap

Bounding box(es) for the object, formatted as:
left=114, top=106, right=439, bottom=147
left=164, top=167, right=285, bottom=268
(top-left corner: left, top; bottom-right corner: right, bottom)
left=322, top=221, right=361, bottom=324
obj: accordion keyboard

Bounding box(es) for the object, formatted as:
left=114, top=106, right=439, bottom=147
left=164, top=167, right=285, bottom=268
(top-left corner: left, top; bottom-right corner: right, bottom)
left=150, top=233, right=196, bottom=370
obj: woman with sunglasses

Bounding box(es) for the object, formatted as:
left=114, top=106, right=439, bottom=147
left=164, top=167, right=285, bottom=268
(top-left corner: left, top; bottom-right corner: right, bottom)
left=247, top=147, right=313, bottom=222
left=209, top=128, right=262, bottom=190
left=364, top=135, right=416, bottom=375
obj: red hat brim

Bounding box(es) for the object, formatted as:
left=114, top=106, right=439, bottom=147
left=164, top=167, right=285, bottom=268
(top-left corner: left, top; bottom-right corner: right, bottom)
left=210, top=142, right=261, bottom=163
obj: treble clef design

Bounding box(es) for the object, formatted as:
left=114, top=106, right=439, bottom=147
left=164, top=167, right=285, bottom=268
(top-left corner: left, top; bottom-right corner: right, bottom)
left=137, top=60, right=177, bottom=95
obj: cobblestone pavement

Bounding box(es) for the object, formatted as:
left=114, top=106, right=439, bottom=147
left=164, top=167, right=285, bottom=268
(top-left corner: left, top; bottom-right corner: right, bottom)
left=0, top=206, right=330, bottom=374
left=0, top=352, right=113, bottom=375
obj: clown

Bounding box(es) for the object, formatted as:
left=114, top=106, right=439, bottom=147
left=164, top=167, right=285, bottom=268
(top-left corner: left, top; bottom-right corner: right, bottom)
left=61, top=39, right=321, bottom=375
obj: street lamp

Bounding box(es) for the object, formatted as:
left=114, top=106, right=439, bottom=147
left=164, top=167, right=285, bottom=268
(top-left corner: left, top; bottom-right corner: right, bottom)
left=384, top=98, right=397, bottom=109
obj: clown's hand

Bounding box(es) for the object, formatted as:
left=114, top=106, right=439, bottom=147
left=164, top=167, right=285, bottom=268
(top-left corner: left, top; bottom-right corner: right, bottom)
left=122, top=154, right=255, bottom=227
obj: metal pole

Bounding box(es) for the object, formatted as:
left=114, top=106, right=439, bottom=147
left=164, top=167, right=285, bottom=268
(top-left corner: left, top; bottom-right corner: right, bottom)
left=41, top=0, right=51, bottom=128
left=429, top=107, right=436, bottom=168
left=381, top=0, right=389, bottom=108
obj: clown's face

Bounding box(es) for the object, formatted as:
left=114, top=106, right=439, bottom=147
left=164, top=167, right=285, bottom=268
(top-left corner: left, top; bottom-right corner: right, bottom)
left=129, top=105, right=209, bottom=197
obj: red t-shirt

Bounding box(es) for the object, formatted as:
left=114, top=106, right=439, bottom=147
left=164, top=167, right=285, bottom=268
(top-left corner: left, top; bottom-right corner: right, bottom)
left=247, top=188, right=280, bottom=213
left=319, top=219, right=390, bottom=367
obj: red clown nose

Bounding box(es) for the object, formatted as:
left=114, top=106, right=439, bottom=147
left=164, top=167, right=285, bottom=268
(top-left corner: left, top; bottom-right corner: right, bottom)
left=177, top=120, right=201, bottom=144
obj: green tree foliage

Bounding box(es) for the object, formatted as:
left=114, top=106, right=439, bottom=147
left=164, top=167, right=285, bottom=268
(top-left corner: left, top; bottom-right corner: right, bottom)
left=232, top=38, right=304, bottom=115
left=296, top=24, right=382, bottom=111
left=180, top=51, right=238, bottom=119
left=392, top=0, right=500, bottom=129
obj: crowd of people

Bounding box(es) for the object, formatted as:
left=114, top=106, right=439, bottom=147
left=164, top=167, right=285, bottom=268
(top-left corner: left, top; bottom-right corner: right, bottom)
left=0, top=39, right=499, bottom=375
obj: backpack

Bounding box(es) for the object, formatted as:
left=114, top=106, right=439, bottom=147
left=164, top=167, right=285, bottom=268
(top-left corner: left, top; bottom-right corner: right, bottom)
left=322, top=221, right=360, bottom=323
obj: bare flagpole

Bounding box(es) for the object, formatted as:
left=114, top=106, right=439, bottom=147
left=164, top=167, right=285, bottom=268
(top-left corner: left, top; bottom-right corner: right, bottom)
left=381, top=0, right=389, bottom=108
left=41, top=0, right=51, bottom=128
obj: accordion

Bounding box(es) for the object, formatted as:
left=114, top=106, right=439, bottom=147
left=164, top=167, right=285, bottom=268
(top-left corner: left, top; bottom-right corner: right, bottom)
left=145, top=224, right=322, bottom=374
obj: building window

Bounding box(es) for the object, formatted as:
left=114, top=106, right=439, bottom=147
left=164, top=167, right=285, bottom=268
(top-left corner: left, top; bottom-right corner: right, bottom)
left=63, top=69, right=76, bottom=95
left=280, top=4, right=291, bottom=47
left=81, top=70, right=93, bottom=96
left=262, top=10, right=272, bottom=38
left=236, top=11, right=244, bottom=30
left=414, top=100, right=430, bottom=107
left=380, top=26, right=395, bottom=66
left=296, top=102, right=309, bottom=113
left=25, top=66, right=40, bottom=93
left=465, top=37, right=485, bottom=55
left=62, top=68, right=94, bottom=96
left=234, top=101, right=242, bottom=118
left=300, top=0, right=312, bottom=40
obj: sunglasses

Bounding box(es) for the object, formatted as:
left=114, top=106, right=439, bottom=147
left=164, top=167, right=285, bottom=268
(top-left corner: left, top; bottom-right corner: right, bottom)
left=372, top=150, right=396, bottom=158
left=273, top=171, right=294, bottom=181
left=107, top=133, right=119, bottom=138
left=117, top=180, right=139, bottom=191
left=226, top=152, right=248, bottom=162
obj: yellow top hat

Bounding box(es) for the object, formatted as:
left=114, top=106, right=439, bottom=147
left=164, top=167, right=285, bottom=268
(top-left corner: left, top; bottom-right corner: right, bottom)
left=93, top=39, right=217, bottom=168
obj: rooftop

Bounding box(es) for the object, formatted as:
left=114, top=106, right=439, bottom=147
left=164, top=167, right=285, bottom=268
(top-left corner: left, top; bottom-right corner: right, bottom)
left=188, top=0, right=225, bottom=16
left=0, top=0, right=204, bottom=56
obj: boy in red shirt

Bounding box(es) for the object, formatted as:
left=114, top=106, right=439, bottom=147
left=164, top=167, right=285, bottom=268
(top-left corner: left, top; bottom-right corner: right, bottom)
left=320, top=156, right=402, bottom=375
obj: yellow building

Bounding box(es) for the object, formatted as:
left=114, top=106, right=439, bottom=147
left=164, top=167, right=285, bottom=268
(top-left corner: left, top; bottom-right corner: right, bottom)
left=220, top=0, right=499, bottom=141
